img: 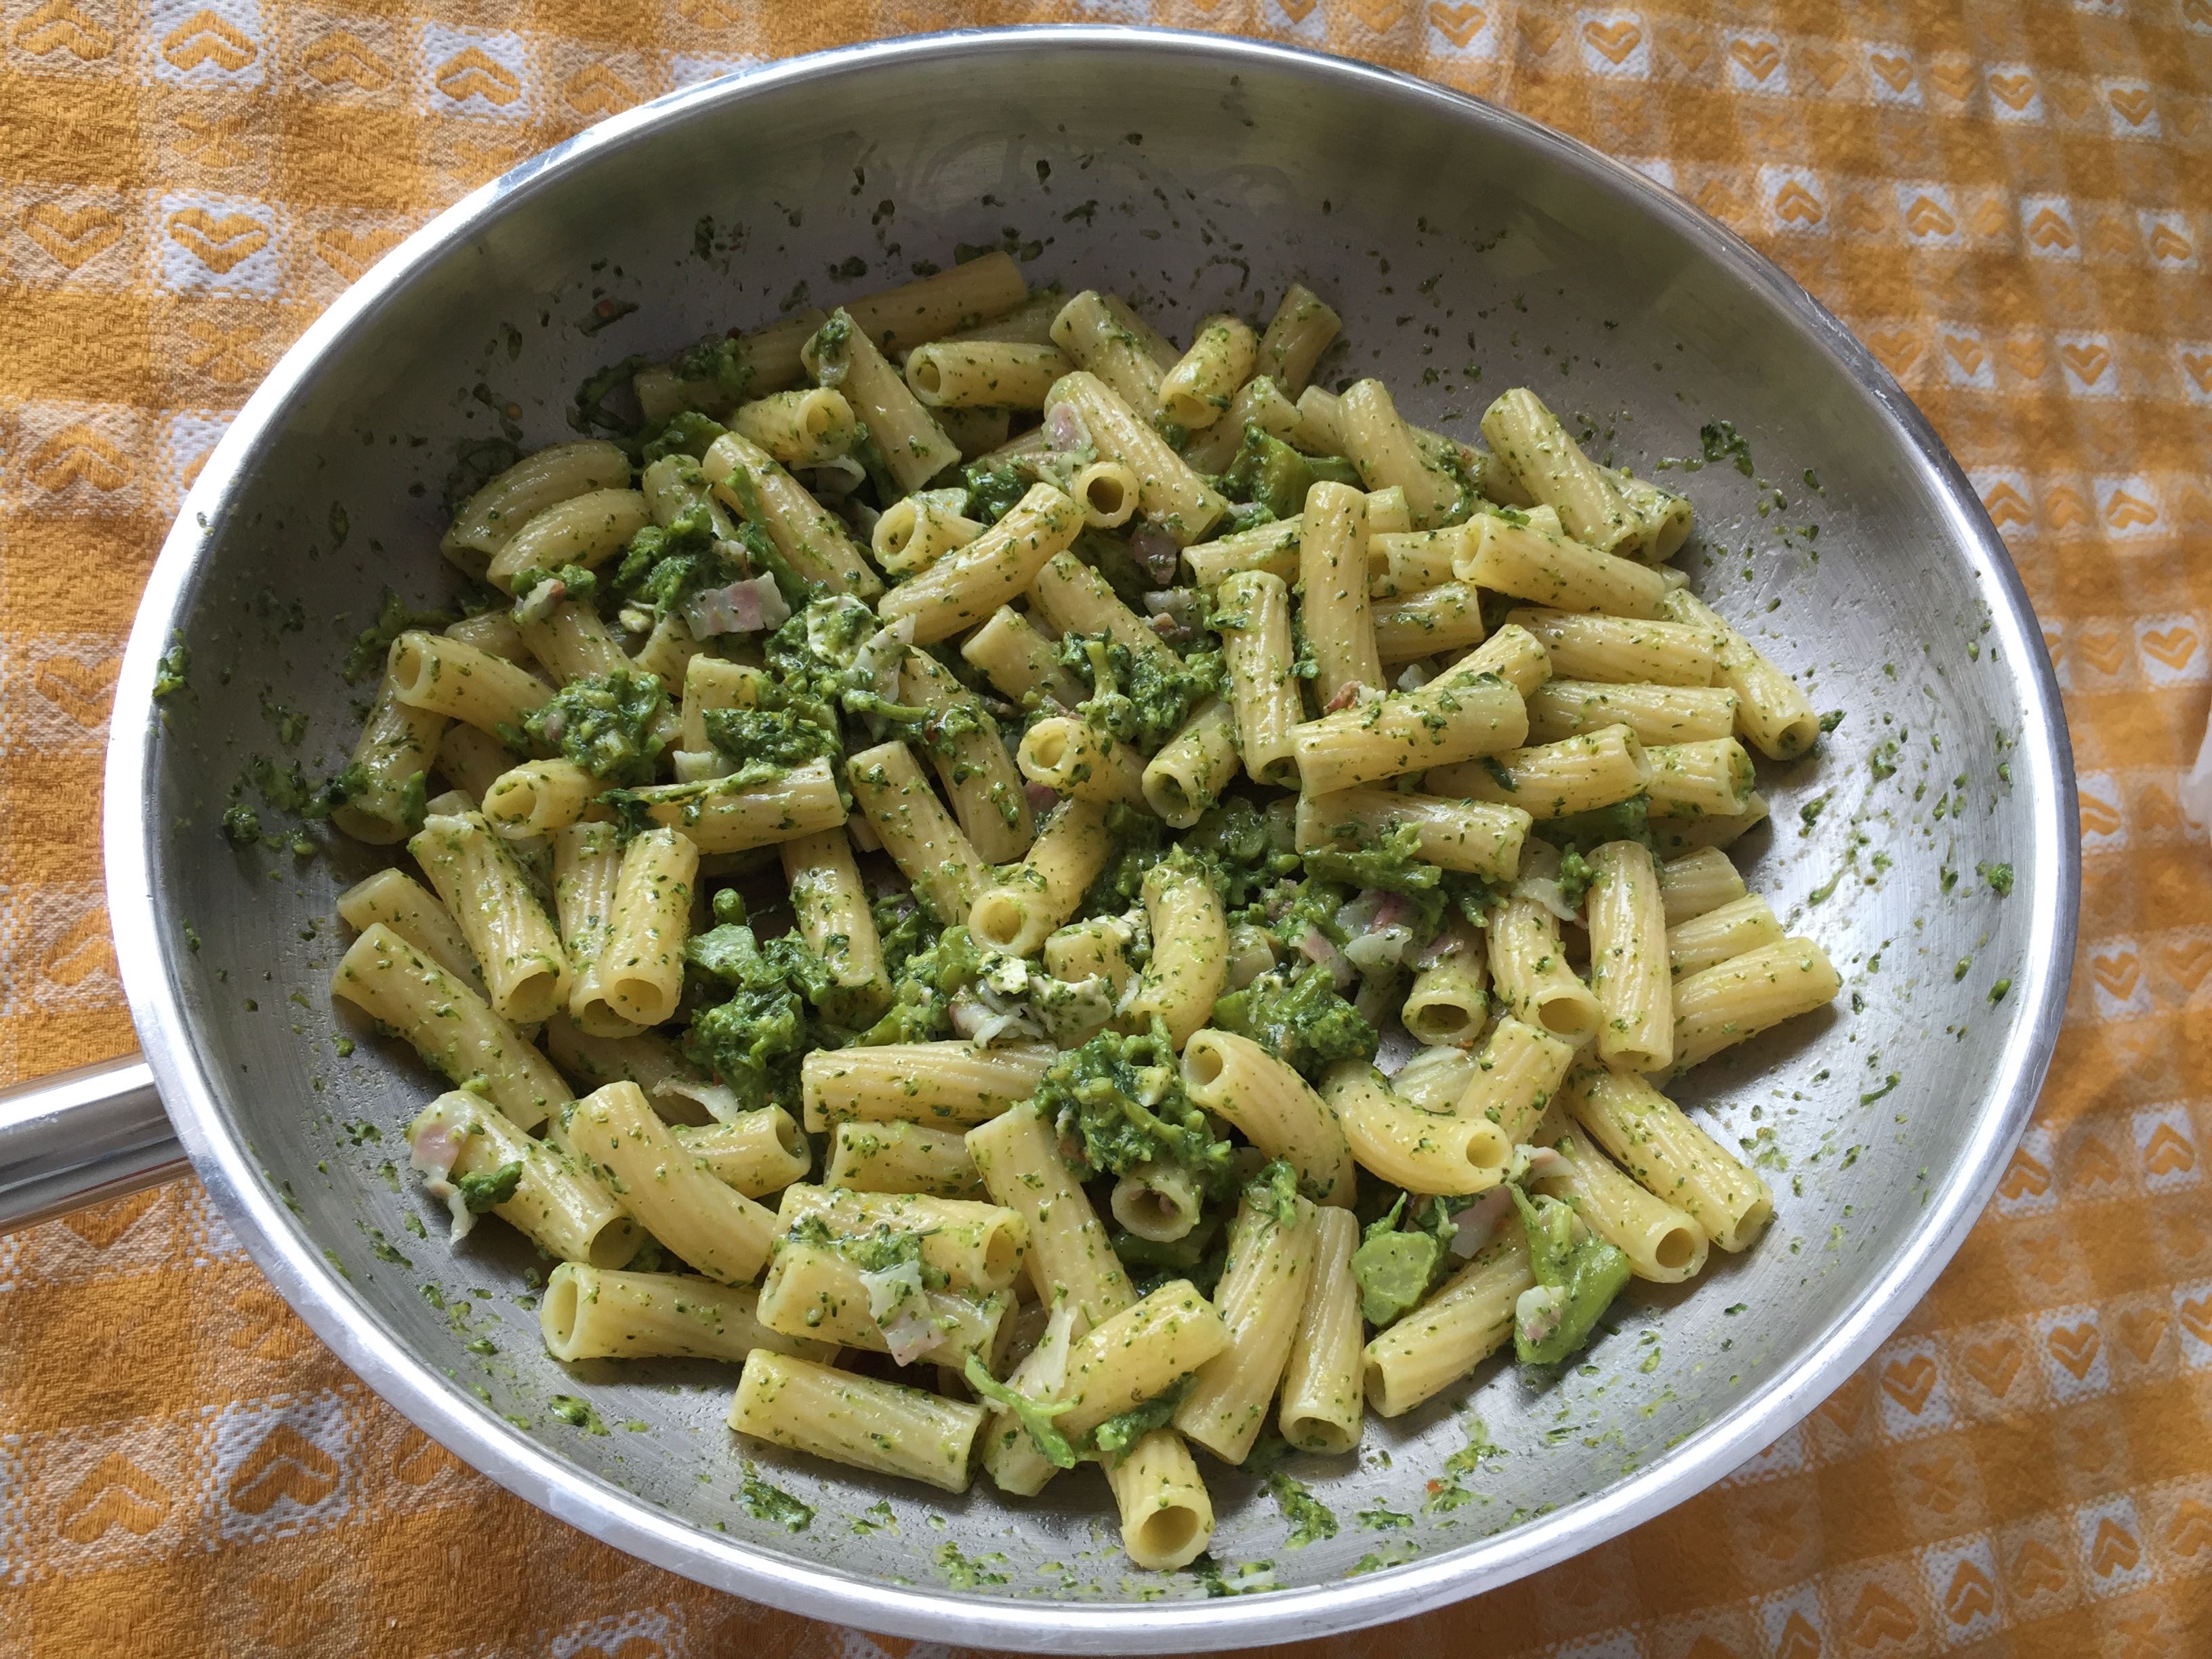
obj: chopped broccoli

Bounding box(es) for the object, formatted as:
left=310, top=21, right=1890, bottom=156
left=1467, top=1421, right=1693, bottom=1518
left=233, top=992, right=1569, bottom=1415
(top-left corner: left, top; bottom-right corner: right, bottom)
left=964, top=1354, right=1079, bottom=1470
left=455, top=1160, right=523, bottom=1213
left=523, top=670, right=668, bottom=785
left=1218, top=425, right=1362, bottom=520
left=1211, top=962, right=1378, bottom=1082
left=343, top=590, right=453, bottom=684
left=1086, top=1375, right=1197, bottom=1462
left=1032, top=1020, right=1232, bottom=1189
left=1349, top=1191, right=1459, bottom=1326
left=1507, top=1181, right=1630, bottom=1366
left=674, top=334, right=756, bottom=409
left=1246, top=1158, right=1301, bottom=1229
left=640, top=409, right=729, bottom=463
left=962, top=460, right=1030, bottom=526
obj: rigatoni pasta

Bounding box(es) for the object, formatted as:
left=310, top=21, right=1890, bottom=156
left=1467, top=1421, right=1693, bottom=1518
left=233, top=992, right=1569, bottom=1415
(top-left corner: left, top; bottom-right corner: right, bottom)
left=314, top=255, right=1847, bottom=1572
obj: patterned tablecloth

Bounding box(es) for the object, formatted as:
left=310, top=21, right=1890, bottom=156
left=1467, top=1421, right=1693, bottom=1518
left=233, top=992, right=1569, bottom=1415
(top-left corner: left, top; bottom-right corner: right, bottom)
left=3, top=1, right=2208, bottom=1654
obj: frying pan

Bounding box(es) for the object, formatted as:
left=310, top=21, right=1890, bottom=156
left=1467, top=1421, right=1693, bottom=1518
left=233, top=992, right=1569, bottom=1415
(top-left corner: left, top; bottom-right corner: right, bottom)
left=1, top=27, right=2075, bottom=1652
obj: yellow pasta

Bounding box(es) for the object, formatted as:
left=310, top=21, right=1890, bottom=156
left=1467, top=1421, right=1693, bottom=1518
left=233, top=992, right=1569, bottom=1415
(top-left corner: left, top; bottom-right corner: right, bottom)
left=1181, top=1029, right=1356, bottom=1205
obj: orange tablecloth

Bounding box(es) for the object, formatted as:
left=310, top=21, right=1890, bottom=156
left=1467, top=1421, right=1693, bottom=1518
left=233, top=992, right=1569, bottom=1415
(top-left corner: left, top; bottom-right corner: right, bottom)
left=4, top=2, right=2208, bottom=1653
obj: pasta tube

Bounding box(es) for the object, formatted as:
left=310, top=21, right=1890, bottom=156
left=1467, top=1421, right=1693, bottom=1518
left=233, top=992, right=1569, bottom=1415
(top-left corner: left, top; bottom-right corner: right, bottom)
left=1298, top=480, right=1384, bottom=703
left=1565, top=1069, right=1774, bottom=1251
left=1181, top=1029, right=1355, bottom=1205
left=331, top=663, right=444, bottom=844
left=1488, top=895, right=1602, bottom=1046
left=1278, top=1205, right=1364, bottom=1454
left=627, top=756, right=848, bottom=855
left=777, top=1185, right=1028, bottom=1293
left=539, top=1267, right=836, bottom=1364
left=1456, top=507, right=1668, bottom=617
left=409, top=809, right=572, bottom=1024
left=1295, top=787, right=1530, bottom=882
left=1644, top=738, right=1758, bottom=821
left=1255, top=283, right=1342, bottom=397
left=1504, top=607, right=1717, bottom=687
left=1216, top=569, right=1305, bottom=787
left=1125, top=861, right=1227, bottom=1050
left=961, top=605, right=1088, bottom=708
left=876, top=483, right=1085, bottom=644
left=331, top=926, right=566, bottom=1130
left=1044, top=372, right=1226, bottom=544
left=1671, top=938, right=1842, bottom=1071
left=1174, top=1194, right=1319, bottom=1463
left=905, top=340, right=1072, bottom=409
left=1017, top=716, right=1146, bottom=808
left=1480, top=389, right=1636, bottom=554
left=1662, top=589, right=1822, bottom=760
left=701, top=428, right=882, bottom=599
left=729, top=387, right=859, bottom=468
left=1527, top=1107, right=1708, bottom=1282
left=967, top=1103, right=1136, bottom=1330
left=899, top=651, right=1033, bottom=864
left=1450, top=1014, right=1578, bottom=1150
left=845, top=741, right=987, bottom=923
left=1142, top=698, right=1241, bottom=827
left=1158, top=313, right=1258, bottom=430
left=1425, top=725, right=1652, bottom=820
left=802, top=1042, right=1055, bottom=1133
left=1584, top=840, right=1673, bottom=1073
left=335, top=868, right=479, bottom=990
left=1658, top=846, right=1747, bottom=925
left=1668, top=894, right=1784, bottom=978
left=1323, top=1062, right=1508, bottom=1194
left=969, top=797, right=1114, bottom=956
left=803, top=307, right=962, bottom=493
left=1363, top=1227, right=1534, bottom=1417
left=1290, top=662, right=1529, bottom=796
left=1525, top=680, right=1738, bottom=746
left=409, top=1090, right=636, bottom=1266
left=560, top=1081, right=776, bottom=1286
left=824, top=1120, right=986, bottom=1200
left=781, top=826, right=892, bottom=1023
left=730, top=1351, right=985, bottom=1494
left=1106, top=1432, right=1214, bottom=1571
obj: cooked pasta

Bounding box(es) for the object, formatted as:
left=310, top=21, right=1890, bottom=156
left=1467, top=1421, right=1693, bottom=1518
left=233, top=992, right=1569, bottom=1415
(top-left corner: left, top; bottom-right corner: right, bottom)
left=313, top=256, right=1843, bottom=1572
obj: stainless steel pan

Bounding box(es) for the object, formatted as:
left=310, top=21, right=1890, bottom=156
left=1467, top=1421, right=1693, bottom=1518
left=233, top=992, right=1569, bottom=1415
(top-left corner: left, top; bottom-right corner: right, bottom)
left=6, top=27, right=2074, bottom=1651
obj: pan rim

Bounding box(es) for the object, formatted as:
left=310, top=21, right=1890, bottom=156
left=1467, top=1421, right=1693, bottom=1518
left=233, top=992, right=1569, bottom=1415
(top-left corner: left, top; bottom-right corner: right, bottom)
left=103, top=24, right=2078, bottom=1652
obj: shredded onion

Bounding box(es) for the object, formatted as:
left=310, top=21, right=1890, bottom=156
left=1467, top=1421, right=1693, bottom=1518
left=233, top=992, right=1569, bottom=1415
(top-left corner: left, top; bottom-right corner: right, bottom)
left=407, top=1124, right=476, bottom=1244
left=1410, top=920, right=1473, bottom=973
left=1448, top=1187, right=1514, bottom=1257
left=683, top=573, right=790, bottom=638
left=1046, top=402, right=1089, bottom=450
left=1129, top=520, right=1182, bottom=586
left=1298, top=928, right=1355, bottom=990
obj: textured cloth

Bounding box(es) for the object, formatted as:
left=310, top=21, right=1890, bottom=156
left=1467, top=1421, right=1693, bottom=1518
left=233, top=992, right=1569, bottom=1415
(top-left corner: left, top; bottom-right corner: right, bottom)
left=2, top=2, right=2209, bottom=1654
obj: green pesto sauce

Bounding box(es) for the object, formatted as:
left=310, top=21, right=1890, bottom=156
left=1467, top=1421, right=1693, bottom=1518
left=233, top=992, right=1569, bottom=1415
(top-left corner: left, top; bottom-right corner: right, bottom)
left=739, top=1469, right=815, bottom=1533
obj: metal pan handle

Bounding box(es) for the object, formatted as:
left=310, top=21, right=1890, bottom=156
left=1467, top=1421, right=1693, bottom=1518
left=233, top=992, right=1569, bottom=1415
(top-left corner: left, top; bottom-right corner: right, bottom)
left=0, top=1054, right=186, bottom=1233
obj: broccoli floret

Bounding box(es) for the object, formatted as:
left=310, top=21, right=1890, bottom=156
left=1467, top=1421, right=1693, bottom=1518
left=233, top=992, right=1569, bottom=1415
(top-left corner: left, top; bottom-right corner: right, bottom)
left=640, top=409, right=729, bottom=463
left=962, top=460, right=1030, bottom=527
left=701, top=703, right=841, bottom=772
